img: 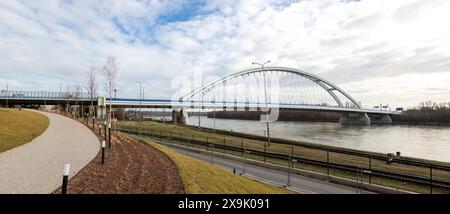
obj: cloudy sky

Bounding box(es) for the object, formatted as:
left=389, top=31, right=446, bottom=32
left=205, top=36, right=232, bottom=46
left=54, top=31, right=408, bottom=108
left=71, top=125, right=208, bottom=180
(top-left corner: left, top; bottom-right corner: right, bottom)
left=0, top=0, right=449, bottom=108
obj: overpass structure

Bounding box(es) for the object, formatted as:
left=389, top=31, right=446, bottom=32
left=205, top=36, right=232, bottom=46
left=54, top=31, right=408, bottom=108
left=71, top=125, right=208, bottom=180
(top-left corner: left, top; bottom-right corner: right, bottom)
left=0, top=67, right=400, bottom=125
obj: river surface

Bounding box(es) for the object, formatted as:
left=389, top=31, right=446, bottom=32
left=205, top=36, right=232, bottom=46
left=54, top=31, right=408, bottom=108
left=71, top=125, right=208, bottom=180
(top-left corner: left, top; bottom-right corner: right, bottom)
left=184, top=116, right=450, bottom=163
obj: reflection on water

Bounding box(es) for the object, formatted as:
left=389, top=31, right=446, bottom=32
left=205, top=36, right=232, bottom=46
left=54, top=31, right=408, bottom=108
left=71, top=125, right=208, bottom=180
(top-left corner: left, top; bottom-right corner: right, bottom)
left=187, top=116, right=450, bottom=163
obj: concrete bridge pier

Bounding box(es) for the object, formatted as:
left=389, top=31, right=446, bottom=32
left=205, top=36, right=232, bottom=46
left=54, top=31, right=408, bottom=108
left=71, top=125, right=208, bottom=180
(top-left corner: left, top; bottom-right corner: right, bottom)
left=172, top=109, right=189, bottom=125
left=171, top=110, right=178, bottom=125
left=339, top=113, right=371, bottom=125
left=368, top=114, right=393, bottom=124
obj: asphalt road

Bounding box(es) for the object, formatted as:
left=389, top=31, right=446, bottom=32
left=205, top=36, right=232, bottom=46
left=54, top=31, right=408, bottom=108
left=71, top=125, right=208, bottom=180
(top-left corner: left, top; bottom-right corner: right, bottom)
left=160, top=142, right=373, bottom=194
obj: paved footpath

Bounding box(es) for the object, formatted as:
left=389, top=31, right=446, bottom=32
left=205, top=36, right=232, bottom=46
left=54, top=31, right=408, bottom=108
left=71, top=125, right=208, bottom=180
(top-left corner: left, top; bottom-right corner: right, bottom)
left=0, top=110, right=100, bottom=193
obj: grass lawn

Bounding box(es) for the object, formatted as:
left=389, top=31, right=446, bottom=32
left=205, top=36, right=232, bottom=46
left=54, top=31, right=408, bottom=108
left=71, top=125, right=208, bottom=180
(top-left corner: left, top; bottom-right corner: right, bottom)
left=146, top=141, right=295, bottom=194
left=0, top=108, right=49, bottom=153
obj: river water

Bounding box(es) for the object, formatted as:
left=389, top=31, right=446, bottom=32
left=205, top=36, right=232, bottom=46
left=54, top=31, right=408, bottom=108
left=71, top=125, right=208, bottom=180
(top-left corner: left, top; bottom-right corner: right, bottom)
left=186, top=116, right=450, bottom=163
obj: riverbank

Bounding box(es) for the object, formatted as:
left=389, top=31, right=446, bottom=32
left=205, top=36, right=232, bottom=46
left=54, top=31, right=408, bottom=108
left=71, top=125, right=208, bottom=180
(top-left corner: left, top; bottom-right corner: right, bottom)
left=117, top=120, right=450, bottom=194
left=207, top=110, right=450, bottom=126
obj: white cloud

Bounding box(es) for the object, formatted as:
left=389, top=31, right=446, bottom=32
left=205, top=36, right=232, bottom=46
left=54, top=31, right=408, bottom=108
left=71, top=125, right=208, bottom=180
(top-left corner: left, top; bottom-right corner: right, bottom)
left=0, top=0, right=449, bottom=107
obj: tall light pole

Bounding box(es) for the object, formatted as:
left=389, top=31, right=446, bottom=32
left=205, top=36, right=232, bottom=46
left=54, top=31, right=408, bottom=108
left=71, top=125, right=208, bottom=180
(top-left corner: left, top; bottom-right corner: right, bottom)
left=198, top=76, right=204, bottom=131
left=252, top=61, right=271, bottom=146
left=136, top=81, right=142, bottom=139
left=213, top=96, right=216, bottom=131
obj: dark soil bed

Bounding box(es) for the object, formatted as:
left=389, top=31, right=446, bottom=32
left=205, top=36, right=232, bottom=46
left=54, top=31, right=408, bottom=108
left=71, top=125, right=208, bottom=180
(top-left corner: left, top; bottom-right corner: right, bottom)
left=53, top=131, right=184, bottom=194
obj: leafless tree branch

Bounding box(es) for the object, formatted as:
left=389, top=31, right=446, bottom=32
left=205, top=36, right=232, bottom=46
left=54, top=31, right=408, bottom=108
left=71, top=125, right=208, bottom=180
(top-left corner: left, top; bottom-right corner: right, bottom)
left=102, top=56, right=118, bottom=124
left=85, top=66, right=98, bottom=117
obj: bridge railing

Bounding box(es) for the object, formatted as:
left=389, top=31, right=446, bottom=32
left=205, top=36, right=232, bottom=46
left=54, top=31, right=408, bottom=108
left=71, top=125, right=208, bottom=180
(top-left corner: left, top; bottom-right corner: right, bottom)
left=0, top=90, right=97, bottom=100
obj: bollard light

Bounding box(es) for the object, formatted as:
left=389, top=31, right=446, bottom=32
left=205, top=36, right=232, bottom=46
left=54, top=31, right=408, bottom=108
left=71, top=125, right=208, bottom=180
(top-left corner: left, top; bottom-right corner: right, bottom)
left=101, top=140, right=106, bottom=164
left=61, top=163, right=70, bottom=194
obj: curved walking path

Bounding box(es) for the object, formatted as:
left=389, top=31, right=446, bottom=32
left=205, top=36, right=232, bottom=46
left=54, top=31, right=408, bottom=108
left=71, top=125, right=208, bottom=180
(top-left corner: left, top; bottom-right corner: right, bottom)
left=0, top=110, right=100, bottom=193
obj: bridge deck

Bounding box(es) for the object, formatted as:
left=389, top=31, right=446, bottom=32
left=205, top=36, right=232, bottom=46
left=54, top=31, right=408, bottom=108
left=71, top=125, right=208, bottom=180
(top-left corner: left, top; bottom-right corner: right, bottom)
left=109, top=98, right=400, bottom=115
left=0, top=96, right=400, bottom=115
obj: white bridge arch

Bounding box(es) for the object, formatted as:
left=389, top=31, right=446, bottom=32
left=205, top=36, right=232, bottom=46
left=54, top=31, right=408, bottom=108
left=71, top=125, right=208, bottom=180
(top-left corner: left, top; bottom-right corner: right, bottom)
left=179, top=66, right=362, bottom=109
left=173, top=66, right=397, bottom=125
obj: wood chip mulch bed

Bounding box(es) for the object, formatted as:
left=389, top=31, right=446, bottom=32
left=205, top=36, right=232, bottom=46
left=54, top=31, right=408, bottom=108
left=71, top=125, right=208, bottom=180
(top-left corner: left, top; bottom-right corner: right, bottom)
left=53, top=131, right=185, bottom=194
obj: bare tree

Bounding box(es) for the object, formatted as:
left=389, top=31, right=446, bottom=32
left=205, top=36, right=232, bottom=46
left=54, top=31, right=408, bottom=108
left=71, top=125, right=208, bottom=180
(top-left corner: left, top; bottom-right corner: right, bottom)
left=102, top=56, right=118, bottom=124
left=74, top=85, right=82, bottom=117
left=85, top=66, right=98, bottom=118
left=65, top=85, right=71, bottom=114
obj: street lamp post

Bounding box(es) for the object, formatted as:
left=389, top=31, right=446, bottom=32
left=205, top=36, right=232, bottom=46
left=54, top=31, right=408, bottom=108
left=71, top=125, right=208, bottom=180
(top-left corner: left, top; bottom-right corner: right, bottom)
left=252, top=61, right=271, bottom=146
left=198, top=77, right=204, bottom=131
left=136, top=81, right=142, bottom=139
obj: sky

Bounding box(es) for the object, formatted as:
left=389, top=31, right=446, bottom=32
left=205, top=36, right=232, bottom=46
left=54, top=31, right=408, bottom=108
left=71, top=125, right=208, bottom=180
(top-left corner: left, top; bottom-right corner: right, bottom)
left=0, top=0, right=449, bottom=108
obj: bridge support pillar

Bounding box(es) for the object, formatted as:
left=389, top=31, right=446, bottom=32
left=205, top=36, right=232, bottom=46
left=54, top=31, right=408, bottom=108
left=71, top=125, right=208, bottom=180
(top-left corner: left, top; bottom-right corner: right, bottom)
left=340, top=113, right=371, bottom=125
left=180, top=109, right=189, bottom=125
left=368, top=114, right=392, bottom=124
left=172, top=109, right=189, bottom=125
left=171, top=110, right=178, bottom=125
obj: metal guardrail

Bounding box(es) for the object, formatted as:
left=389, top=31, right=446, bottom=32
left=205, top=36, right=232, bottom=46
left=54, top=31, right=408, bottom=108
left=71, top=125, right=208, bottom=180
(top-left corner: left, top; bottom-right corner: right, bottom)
left=118, top=127, right=450, bottom=192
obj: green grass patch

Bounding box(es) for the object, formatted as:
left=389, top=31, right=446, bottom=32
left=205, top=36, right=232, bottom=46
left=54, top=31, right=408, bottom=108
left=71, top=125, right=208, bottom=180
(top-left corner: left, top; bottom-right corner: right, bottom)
left=0, top=108, right=49, bottom=153
left=146, top=140, right=295, bottom=194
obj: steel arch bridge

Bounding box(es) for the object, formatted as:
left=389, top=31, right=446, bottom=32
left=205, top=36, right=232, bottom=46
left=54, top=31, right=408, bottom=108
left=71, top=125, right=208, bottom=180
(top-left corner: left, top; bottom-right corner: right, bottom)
left=166, top=66, right=395, bottom=125
left=179, top=66, right=363, bottom=109
left=0, top=67, right=398, bottom=124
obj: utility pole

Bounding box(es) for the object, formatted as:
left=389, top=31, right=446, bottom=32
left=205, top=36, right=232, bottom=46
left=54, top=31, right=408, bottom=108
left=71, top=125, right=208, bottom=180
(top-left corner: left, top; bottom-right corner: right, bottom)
left=252, top=61, right=271, bottom=146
